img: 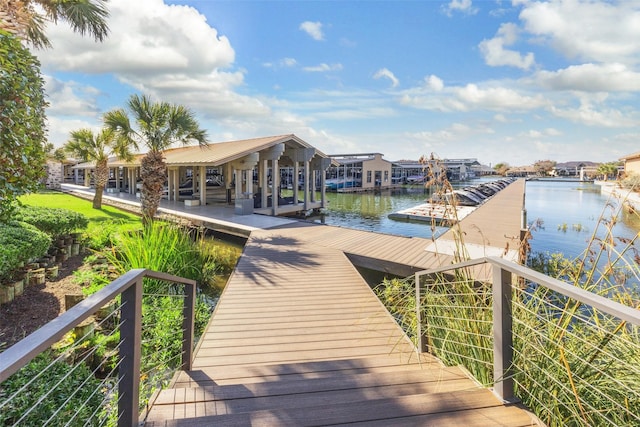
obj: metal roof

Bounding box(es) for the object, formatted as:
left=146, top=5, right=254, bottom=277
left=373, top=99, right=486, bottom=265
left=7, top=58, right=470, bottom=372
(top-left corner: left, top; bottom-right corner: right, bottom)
left=74, top=134, right=329, bottom=169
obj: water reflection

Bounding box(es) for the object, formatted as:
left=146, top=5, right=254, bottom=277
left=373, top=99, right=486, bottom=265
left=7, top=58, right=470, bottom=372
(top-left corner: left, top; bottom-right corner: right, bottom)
left=305, top=180, right=639, bottom=260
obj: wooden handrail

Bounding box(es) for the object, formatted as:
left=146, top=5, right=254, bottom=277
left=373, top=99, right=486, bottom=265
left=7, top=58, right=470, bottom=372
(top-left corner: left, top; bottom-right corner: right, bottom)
left=0, top=268, right=196, bottom=427
left=415, top=256, right=640, bottom=402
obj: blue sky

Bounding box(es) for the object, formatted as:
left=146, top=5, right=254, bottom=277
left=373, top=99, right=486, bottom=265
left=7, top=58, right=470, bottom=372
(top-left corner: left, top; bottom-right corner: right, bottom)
left=38, top=0, right=640, bottom=166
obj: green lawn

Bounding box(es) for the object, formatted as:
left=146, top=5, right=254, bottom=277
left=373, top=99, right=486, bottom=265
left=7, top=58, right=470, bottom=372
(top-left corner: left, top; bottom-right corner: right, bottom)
left=20, top=191, right=141, bottom=232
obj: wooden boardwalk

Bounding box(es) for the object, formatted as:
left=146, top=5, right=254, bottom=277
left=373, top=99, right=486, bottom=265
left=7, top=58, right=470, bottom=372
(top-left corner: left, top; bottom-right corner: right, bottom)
left=144, top=181, right=538, bottom=426
left=65, top=181, right=536, bottom=425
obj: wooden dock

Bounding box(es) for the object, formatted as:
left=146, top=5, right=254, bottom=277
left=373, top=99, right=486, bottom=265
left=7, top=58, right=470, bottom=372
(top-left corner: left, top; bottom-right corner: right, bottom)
left=64, top=181, right=537, bottom=425
left=144, top=225, right=537, bottom=426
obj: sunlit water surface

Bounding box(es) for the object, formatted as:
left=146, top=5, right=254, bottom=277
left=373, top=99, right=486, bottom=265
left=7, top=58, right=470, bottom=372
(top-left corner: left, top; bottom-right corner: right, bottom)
left=308, top=179, right=640, bottom=260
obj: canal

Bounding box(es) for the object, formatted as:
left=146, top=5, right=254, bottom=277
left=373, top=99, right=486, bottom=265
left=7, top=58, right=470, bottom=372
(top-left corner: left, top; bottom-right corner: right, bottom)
left=307, top=179, right=640, bottom=260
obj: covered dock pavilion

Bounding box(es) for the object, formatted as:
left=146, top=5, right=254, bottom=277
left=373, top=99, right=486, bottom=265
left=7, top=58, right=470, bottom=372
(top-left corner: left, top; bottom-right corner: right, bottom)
left=72, top=134, right=333, bottom=217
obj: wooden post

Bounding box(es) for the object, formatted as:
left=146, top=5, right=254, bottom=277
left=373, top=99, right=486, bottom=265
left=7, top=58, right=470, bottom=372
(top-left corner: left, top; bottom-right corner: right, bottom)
left=493, top=265, right=515, bottom=402
left=118, top=279, right=143, bottom=427
left=181, top=280, right=195, bottom=370
left=415, top=272, right=428, bottom=353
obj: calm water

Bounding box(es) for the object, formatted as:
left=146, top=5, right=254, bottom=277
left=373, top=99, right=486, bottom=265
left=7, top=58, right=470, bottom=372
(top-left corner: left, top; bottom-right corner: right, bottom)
left=308, top=179, right=640, bottom=259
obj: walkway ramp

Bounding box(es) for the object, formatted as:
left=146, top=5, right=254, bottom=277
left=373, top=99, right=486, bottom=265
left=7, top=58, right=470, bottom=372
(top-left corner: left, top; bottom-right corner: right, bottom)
left=144, top=229, right=538, bottom=426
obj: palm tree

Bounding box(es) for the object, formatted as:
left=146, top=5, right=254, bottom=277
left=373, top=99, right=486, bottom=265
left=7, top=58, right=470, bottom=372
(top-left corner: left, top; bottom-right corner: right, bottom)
left=0, top=0, right=109, bottom=49
left=64, top=127, right=132, bottom=209
left=104, top=94, right=208, bottom=223
left=597, top=162, right=620, bottom=181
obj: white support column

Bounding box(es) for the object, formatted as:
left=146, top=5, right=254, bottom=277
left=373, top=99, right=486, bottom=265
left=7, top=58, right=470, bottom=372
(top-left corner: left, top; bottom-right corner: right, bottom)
left=128, top=169, right=135, bottom=194
left=225, top=163, right=233, bottom=204
left=234, top=169, right=241, bottom=201
left=312, top=157, right=331, bottom=209
left=257, top=144, right=285, bottom=212
left=167, top=169, right=173, bottom=201
left=199, top=166, right=206, bottom=206
left=286, top=147, right=315, bottom=210
left=115, top=168, right=121, bottom=192
left=303, top=160, right=311, bottom=209
left=293, top=161, right=299, bottom=205
left=261, top=160, right=268, bottom=209
left=272, top=158, right=279, bottom=215
left=321, top=169, right=327, bottom=207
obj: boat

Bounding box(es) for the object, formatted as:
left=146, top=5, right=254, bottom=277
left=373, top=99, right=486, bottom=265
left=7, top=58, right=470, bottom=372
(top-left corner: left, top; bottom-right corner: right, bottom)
left=325, top=178, right=362, bottom=191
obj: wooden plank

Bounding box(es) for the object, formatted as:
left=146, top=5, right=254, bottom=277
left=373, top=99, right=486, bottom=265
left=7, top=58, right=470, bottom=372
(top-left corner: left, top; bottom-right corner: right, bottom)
left=172, top=356, right=441, bottom=387
left=144, top=181, right=536, bottom=425
left=192, top=346, right=419, bottom=368
left=156, top=368, right=475, bottom=405
left=145, top=389, right=510, bottom=426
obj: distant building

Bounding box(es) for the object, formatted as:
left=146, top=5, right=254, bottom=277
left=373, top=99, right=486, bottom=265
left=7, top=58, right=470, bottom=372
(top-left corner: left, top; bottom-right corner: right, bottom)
left=391, top=158, right=480, bottom=184
left=327, top=153, right=393, bottom=191
left=552, top=161, right=600, bottom=178
left=620, top=152, right=640, bottom=176
left=506, top=166, right=537, bottom=177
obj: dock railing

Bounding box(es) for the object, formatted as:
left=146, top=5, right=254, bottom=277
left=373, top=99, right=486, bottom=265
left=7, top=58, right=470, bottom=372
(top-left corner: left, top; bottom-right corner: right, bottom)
left=415, top=256, right=640, bottom=426
left=0, top=269, right=196, bottom=427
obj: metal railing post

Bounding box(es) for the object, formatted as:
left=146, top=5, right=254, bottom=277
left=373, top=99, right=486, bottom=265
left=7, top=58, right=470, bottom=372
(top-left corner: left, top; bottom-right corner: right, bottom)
left=415, top=272, right=428, bottom=352
left=118, top=278, right=143, bottom=427
left=181, top=281, right=196, bottom=370
left=493, top=265, right=515, bottom=402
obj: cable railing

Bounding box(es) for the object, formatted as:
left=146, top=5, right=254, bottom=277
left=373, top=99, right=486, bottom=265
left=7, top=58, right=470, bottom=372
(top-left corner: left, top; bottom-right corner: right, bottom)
left=0, top=269, right=196, bottom=427
left=414, top=256, right=640, bottom=427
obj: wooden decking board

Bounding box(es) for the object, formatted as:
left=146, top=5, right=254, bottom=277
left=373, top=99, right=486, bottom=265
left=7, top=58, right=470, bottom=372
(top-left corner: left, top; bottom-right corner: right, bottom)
left=337, top=405, right=538, bottom=427
left=172, top=359, right=442, bottom=388
left=156, top=368, right=474, bottom=406
left=192, top=346, right=418, bottom=368
left=200, top=322, right=401, bottom=339
left=195, top=336, right=413, bottom=355
left=145, top=180, right=538, bottom=426
left=197, top=335, right=415, bottom=351
left=146, top=389, right=514, bottom=426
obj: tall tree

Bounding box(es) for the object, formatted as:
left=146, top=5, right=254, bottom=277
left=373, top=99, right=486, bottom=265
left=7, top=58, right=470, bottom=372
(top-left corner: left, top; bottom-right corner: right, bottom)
left=494, top=162, right=510, bottom=176
left=64, top=128, right=132, bottom=209
left=104, top=94, right=208, bottom=223
left=596, top=162, right=620, bottom=181
left=534, top=159, right=556, bottom=176
left=0, top=0, right=109, bottom=49
left=0, top=30, right=46, bottom=221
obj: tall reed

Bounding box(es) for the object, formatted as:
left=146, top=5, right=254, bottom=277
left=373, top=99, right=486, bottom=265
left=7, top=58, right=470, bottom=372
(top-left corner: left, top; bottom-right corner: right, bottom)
left=375, top=176, right=640, bottom=426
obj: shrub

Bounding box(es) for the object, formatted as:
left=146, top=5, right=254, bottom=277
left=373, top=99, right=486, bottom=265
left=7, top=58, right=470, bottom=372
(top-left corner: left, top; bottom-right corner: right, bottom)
left=103, top=222, right=218, bottom=288
left=0, top=221, right=50, bottom=282
left=15, top=206, right=88, bottom=237
left=0, top=351, right=105, bottom=426
left=622, top=172, right=640, bottom=191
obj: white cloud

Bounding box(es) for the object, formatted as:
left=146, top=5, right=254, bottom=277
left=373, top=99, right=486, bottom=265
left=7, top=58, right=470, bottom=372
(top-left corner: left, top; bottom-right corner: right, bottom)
left=442, top=0, right=478, bottom=17
left=453, top=84, right=547, bottom=112
left=373, top=68, right=399, bottom=88
left=38, top=0, right=283, bottom=133
left=494, top=114, right=508, bottom=123
left=46, top=116, right=101, bottom=146
left=299, top=21, right=324, bottom=41
left=405, top=122, right=495, bottom=144
left=263, top=58, right=298, bottom=69
left=303, top=63, right=343, bottom=72
left=39, top=0, right=234, bottom=75
left=425, top=75, right=444, bottom=91
left=44, top=76, right=102, bottom=117
left=534, top=63, right=640, bottom=92
left=479, top=23, right=535, bottom=69
left=519, top=1, right=640, bottom=66
left=549, top=100, right=637, bottom=128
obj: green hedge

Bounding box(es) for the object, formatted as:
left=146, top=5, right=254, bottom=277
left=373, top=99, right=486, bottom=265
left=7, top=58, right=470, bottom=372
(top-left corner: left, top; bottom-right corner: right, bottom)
left=15, top=206, right=88, bottom=237
left=0, top=221, right=50, bottom=282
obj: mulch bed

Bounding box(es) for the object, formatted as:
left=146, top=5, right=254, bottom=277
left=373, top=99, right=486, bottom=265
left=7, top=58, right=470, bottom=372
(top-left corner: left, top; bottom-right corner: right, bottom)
left=0, top=253, right=87, bottom=350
